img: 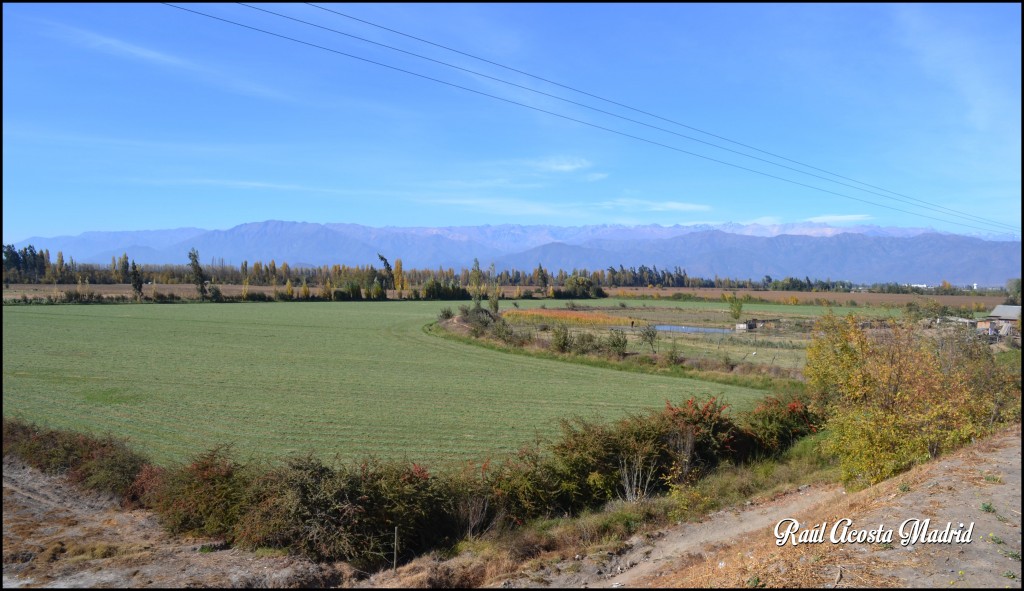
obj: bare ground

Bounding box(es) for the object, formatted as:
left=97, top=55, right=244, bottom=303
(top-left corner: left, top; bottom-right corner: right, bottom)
left=3, top=426, right=1020, bottom=588
left=1, top=457, right=350, bottom=588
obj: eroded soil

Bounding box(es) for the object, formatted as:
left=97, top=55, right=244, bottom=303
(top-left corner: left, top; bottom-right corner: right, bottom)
left=1, top=457, right=348, bottom=588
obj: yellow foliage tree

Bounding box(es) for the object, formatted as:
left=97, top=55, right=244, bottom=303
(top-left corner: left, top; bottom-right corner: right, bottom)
left=807, top=313, right=1020, bottom=489
left=394, top=258, right=405, bottom=292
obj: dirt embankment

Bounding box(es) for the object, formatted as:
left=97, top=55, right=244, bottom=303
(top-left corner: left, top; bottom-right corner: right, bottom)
left=1, top=457, right=349, bottom=588
left=620, top=426, right=1022, bottom=588
left=3, top=426, right=1020, bottom=588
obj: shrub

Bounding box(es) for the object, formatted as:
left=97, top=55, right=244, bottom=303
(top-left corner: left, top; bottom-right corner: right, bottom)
left=126, top=463, right=167, bottom=509
left=550, top=324, right=573, bottom=353
left=663, top=339, right=682, bottom=366
left=548, top=418, right=616, bottom=512
left=740, top=393, right=820, bottom=455
left=150, top=290, right=179, bottom=303
left=807, top=316, right=1021, bottom=489
left=235, top=456, right=454, bottom=570
left=604, top=329, right=628, bottom=358
left=63, top=289, right=103, bottom=304
left=438, top=307, right=454, bottom=321
left=570, top=331, right=600, bottom=355
left=488, top=444, right=560, bottom=529
left=639, top=324, right=659, bottom=353
left=439, top=463, right=496, bottom=539
left=75, top=438, right=148, bottom=499
left=611, top=414, right=674, bottom=502
left=662, top=397, right=738, bottom=480
left=490, top=319, right=516, bottom=344
left=462, top=304, right=496, bottom=337
left=152, top=446, right=253, bottom=538
left=2, top=418, right=148, bottom=502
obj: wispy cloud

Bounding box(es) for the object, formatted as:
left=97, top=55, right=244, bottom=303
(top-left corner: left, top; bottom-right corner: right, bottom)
left=38, top=20, right=292, bottom=102
left=804, top=214, right=872, bottom=224
left=530, top=157, right=592, bottom=173
left=435, top=178, right=547, bottom=190
left=598, top=198, right=711, bottom=213
left=893, top=6, right=1014, bottom=131
left=60, top=26, right=189, bottom=67
left=584, top=172, right=609, bottom=182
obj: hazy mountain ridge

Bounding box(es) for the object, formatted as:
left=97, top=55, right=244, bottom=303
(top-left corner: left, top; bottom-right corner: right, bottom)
left=10, top=221, right=1020, bottom=285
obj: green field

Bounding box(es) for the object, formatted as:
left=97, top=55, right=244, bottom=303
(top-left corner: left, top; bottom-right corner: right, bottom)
left=2, top=301, right=770, bottom=466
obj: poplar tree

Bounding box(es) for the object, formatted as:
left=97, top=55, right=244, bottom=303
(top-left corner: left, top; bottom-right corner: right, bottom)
left=188, top=248, right=207, bottom=301
left=129, top=260, right=143, bottom=300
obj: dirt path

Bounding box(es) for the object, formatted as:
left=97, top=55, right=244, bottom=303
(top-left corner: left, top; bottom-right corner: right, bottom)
left=633, top=425, right=1022, bottom=588
left=594, top=485, right=843, bottom=588
left=486, top=484, right=842, bottom=589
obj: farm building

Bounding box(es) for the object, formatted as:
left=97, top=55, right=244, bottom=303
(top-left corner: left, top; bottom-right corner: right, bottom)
left=735, top=318, right=774, bottom=331
left=978, top=305, right=1021, bottom=336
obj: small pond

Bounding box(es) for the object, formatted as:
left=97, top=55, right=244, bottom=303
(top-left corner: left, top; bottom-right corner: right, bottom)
left=654, top=324, right=733, bottom=334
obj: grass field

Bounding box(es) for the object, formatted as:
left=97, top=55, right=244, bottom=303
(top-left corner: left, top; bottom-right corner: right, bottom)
left=2, top=301, right=770, bottom=466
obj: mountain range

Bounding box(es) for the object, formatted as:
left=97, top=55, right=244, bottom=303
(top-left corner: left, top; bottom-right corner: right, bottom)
left=11, top=221, right=1021, bottom=286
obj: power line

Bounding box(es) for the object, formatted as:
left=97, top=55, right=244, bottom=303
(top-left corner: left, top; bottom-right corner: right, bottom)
left=162, top=4, right=1008, bottom=235
left=305, top=3, right=1021, bottom=233
left=240, top=3, right=1021, bottom=232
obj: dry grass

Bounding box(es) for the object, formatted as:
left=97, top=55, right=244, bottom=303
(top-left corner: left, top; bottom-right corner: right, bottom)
left=642, top=473, right=922, bottom=587
left=503, top=308, right=635, bottom=326
left=370, top=546, right=519, bottom=588
left=609, top=286, right=1005, bottom=308
left=641, top=426, right=1021, bottom=588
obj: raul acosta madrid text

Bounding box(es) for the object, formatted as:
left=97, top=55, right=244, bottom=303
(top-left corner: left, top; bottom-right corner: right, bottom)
left=774, top=518, right=974, bottom=547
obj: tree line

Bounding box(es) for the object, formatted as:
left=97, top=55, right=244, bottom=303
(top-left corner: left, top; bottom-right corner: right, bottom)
left=3, top=243, right=1012, bottom=299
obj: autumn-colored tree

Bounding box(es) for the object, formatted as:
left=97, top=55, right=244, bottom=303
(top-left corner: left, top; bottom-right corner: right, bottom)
left=118, top=253, right=129, bottom=285
left=300, top=278, right=310, bottom=300
left=55, top=251, right=66, bottom=283
left=806, top=313, right=1020, bottom=489
left=284, top=279, right=294, bottom=300
left=393, top=258, right=405, bottom=292
left=469, top=258, right=484, bottom=300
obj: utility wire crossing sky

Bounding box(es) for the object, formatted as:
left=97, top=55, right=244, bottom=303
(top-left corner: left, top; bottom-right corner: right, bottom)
left=3, top=3, right=1020, bottom=241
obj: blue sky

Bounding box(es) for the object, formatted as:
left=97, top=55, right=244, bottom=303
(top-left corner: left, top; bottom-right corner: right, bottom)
left=3, top=3, right=1021, bottom=243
